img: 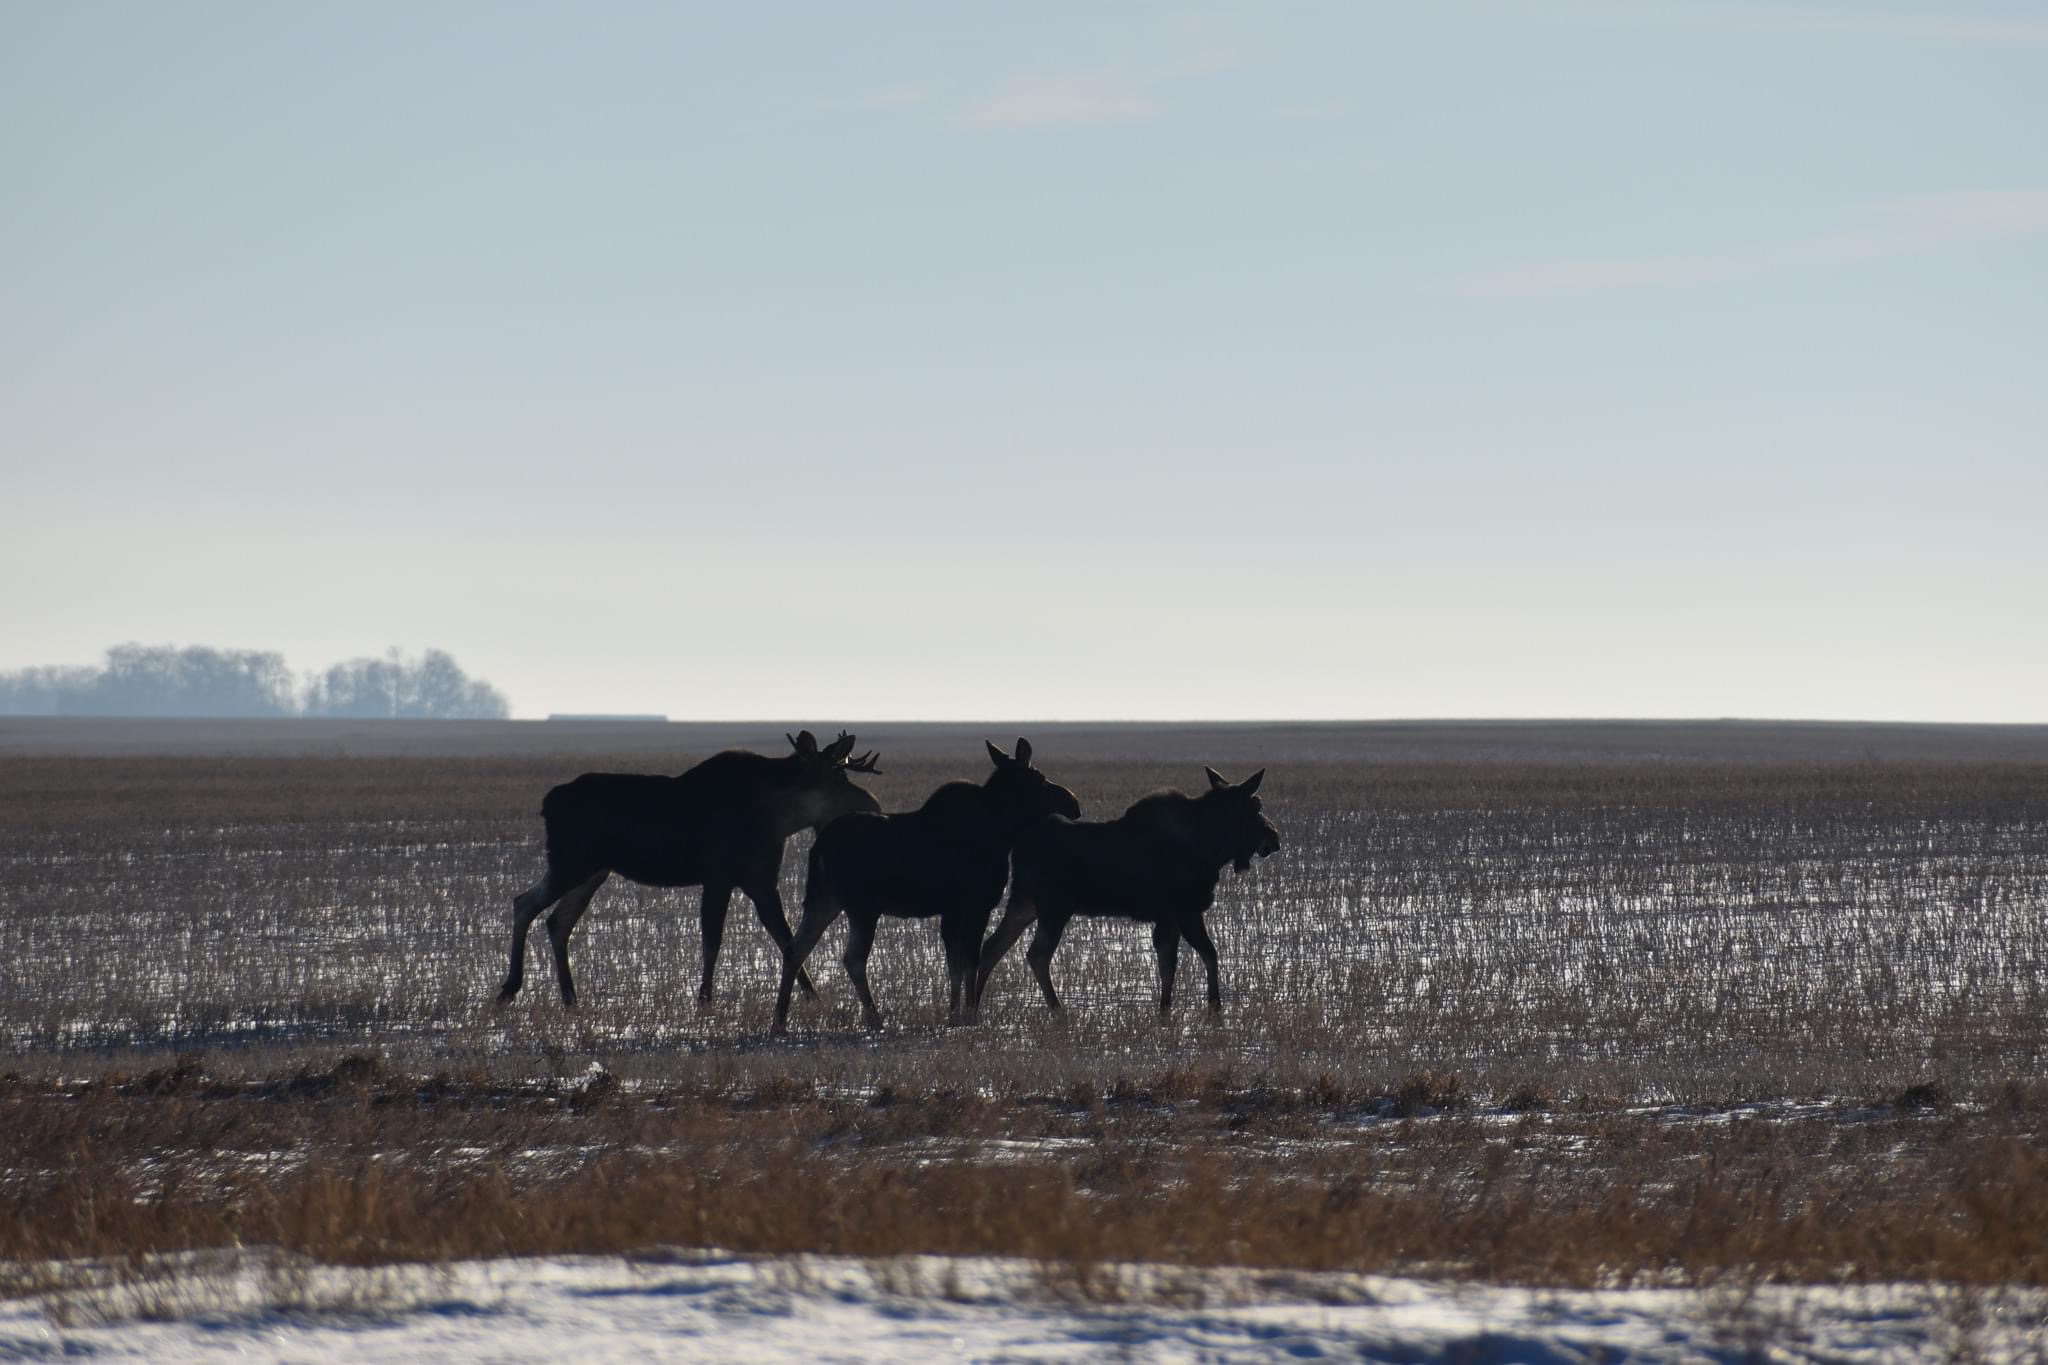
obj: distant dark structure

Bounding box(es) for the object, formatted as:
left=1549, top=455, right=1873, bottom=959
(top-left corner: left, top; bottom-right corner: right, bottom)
left=0, top=644, right=509, bottom=719
left=773, top=738, right=1080, bottom=1034
left=499, top=729, right=883, bottom=1007
left=977, top=767, right=1281, bottom=1017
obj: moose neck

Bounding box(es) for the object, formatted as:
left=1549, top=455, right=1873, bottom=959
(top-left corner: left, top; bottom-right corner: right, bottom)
left=760, top=759, right=854, bottom=835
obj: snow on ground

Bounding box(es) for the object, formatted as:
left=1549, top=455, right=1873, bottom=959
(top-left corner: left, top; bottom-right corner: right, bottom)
left=3, top=1253, right=2043, bottom=1363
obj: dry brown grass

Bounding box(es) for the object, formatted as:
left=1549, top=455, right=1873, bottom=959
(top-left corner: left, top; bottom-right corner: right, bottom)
left=3, top=1057, right=2047, bottom=1289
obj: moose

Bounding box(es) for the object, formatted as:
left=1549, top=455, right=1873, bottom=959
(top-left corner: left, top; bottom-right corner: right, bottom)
left=772, top=738, right=1080, bottom=1035
left=976, top=766, right=1280, bottom=1017
left=498, top=729, right=883, bottom=1008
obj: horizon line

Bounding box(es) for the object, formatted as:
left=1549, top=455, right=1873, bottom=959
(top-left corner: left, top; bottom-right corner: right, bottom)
left=13, top=714, right=2046, bottom=730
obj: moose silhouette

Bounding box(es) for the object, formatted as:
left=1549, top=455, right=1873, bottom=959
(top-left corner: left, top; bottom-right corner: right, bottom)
left=772, top=738, right=1079, bottom=1034
left=977, top=767, right=1280, bottom=1017
left=498, top=729, right=882, bottom=1007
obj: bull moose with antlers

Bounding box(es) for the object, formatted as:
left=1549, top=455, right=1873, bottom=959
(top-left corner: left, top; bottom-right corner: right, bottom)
left=498, top=729, right=883, bottom=1007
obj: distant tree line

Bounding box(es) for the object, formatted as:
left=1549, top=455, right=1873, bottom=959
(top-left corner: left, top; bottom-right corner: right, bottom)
left=0, top=645, right=511, bottom=719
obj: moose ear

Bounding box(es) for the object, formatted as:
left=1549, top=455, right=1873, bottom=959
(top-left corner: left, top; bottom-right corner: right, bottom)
left=790, top=730, right=819, bottom=756
left=985, top=740, right=1011, bottom=767
left=1239, top=768, right=1264, bottom=796
left=1014, top=737, right=1033, bottom=767
left=1204, top=766, right=1230, bottom=790
left=823, top=731, right=856, bottom=764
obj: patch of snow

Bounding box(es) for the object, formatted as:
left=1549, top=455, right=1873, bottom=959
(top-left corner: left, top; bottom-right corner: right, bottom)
left=3, top=1253, right=2043, bottom=1362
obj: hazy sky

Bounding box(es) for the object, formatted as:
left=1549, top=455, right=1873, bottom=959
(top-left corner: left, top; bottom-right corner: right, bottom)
left=4, top=2, right=2044, bottom=721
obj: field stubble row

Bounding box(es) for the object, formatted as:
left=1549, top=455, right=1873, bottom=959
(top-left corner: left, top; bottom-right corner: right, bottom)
left=1, top=751, right=2043, bottom=1103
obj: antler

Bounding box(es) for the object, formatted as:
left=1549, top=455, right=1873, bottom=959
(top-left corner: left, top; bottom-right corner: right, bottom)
left=843, top=749, right=884, bottom=775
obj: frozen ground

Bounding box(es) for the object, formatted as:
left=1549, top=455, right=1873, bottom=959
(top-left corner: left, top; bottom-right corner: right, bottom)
left=5, top=1254, right=2045, bottom=1363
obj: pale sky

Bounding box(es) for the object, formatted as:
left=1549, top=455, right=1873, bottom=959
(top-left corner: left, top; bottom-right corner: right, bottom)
left=4, top=2, right=2044, bottom=721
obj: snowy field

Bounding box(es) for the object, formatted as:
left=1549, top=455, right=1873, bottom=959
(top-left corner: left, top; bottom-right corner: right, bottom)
left=10, top=1253, right=2048, bottom=1364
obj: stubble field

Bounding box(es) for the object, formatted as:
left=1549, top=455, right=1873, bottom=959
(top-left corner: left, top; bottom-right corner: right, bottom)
left=4, top=719, right=2048, bottom=1314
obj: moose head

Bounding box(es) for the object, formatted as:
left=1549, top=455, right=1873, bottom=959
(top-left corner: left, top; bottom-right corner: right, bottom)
left=1203, top=766, right=1282, bottom=873
left=778, top=729, right=884, bottom=829
left=984, top=737, right=1082, bottom=824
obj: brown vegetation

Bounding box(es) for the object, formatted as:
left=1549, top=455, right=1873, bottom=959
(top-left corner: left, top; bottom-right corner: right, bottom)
left=3, top=1057, right=2048, bottom=1289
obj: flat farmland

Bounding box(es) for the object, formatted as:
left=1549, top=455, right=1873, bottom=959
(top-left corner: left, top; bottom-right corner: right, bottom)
left=4, top=718, right=2048, bottom=1302
left=4, top=719, right=2045, bottom=1099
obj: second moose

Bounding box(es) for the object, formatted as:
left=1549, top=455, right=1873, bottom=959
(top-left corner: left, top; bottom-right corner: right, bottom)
left=773, top=738, right=1079, bottom=1034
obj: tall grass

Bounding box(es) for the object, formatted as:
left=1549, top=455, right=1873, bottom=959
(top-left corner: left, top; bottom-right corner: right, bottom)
left=4, top=1058, right=2047, bottom=1287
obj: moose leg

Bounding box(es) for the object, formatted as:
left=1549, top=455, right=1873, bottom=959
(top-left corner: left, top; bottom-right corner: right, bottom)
left=741, top=873, right=818, bottom=1000
left=501, top=866, right=579, bottom=1003
left=772, top=889, right=844, bottom=1035
left=1152, top=920, right=1181, bottom=1017
left=695, top=883, right=734, bottom=1002
left=544, top=872, right=609, bottom=1007
left=976, top=895, right=1039, bottom=1002
left=843, top=912, right=885, bottom=1031
left=1182, top=917, right=1223, bottom=1015
left=1024, top=912, right=1073, bottom=1012
left=941, top=915, right=981, bottom=1025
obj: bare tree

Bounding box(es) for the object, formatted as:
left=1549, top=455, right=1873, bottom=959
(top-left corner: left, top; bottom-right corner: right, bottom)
left=0, top=644, right=510, bottom=718
left=301, top=649, right=510, bottom=719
